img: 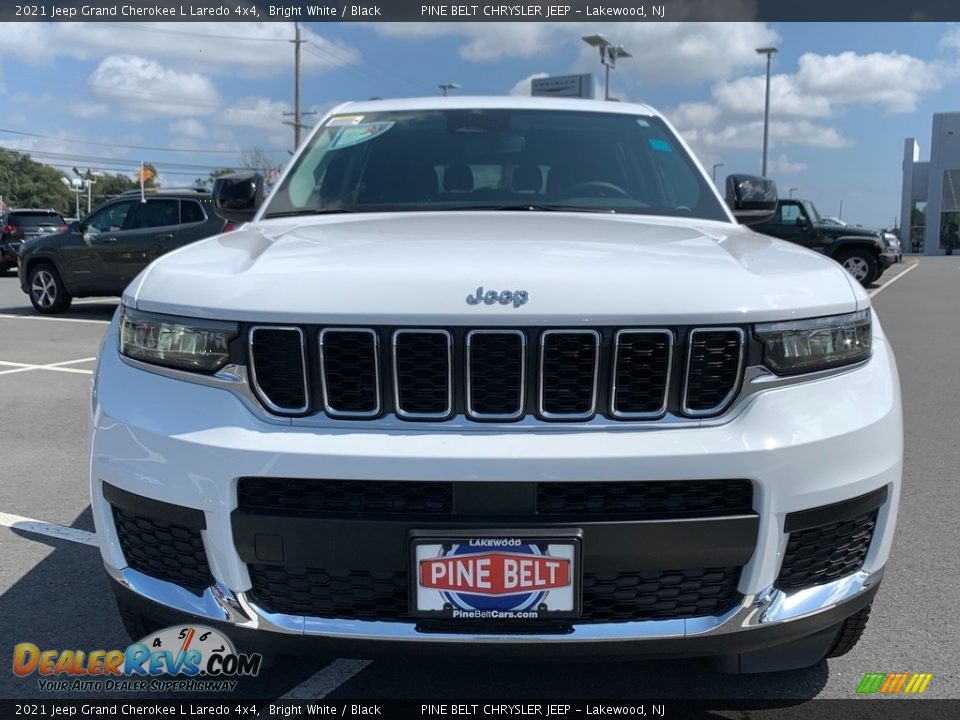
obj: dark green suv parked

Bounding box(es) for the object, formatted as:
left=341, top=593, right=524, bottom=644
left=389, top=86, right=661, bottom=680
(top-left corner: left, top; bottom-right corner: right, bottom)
left=751, top=199, right=896, bottom=287
left=18, top=188, right=228, bottom=314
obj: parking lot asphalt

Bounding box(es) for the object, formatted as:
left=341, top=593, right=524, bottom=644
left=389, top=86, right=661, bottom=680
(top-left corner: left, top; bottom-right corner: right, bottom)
left=1, top=257, right=958, bottom=706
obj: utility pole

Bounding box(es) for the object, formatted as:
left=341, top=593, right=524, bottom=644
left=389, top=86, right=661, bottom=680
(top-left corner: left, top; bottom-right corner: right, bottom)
left=282, top=23, right=316, bottom=149
left=756, top=46, right=778, bottom=177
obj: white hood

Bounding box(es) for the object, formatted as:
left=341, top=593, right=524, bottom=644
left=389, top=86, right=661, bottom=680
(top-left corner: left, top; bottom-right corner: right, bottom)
left=125, top=212, right=863, bottom=325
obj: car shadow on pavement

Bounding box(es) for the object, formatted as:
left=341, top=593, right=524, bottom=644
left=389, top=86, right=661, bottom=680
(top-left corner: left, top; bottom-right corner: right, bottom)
left=0, top=506, right=333, bottom=701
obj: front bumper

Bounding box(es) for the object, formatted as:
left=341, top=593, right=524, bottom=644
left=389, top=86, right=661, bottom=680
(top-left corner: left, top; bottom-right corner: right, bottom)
left=90, top=315, right=902, bottom=657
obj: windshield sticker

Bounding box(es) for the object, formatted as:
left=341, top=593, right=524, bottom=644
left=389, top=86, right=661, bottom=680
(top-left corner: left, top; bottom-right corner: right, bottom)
left=648, top=138, right=673, bottom=153
left=327, top=114, right=365, bottom=127
left=329, top=122, right=395, bottom=150
left=636, top=118, right=651, bottom=127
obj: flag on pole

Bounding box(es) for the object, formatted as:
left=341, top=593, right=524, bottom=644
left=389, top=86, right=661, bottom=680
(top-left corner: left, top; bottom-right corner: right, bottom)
left=139, top=163, right=155, bottom=202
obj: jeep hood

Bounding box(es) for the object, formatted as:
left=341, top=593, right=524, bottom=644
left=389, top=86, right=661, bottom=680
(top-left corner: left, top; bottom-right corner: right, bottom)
left=125, top=212, right=864, bottom=324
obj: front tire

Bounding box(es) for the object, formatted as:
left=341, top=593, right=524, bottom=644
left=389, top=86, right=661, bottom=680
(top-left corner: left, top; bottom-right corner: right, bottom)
left=28, top=262, right=72, bottom=314
left=825, top=602, right=872, bottom=658
left=837, top=249, right=879, bottom=287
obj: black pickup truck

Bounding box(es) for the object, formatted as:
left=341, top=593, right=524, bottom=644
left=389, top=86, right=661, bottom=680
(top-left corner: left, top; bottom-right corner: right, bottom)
left=751, top=199, right=896, bottom=286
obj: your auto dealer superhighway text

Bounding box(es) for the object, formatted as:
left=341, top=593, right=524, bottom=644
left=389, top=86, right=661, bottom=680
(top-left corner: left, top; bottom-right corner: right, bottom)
left=420, top=707, right=654, bottom=716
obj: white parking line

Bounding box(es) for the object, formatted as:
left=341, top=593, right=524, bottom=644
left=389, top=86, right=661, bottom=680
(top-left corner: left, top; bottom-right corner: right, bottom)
left=0, top=357, right=96, bottom=376
left=0, top=312, right=109, bottom=325
left=870, top=262, right=918, bottom=297
left=0, top=511, right=99, bottom=547
left=278, top=659, right=373, bottom=700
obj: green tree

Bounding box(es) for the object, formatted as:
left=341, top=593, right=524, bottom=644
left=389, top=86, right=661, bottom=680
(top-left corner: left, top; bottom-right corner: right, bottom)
left=90, top=173, right=138, bottom=204
left=0, top=149, right=74, bottom=215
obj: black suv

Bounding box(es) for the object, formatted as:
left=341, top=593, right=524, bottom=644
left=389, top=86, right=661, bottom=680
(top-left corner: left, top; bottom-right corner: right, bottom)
left=1, top=209, right=67, bottom=272
left=752, top=199, right=896, bottom=286
left=18, top=189, right=228, bottom=314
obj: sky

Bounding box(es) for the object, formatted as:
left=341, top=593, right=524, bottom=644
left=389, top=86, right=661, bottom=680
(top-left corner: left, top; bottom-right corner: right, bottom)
left=0, top=21, right=958, bottom=228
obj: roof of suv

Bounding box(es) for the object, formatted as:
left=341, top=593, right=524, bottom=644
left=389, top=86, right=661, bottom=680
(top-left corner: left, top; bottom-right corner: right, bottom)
left=328, top=95, right=660, bottom=117
left=6, top=208, right=62, bottom=215
left=116, top=187, right=212, bottom=199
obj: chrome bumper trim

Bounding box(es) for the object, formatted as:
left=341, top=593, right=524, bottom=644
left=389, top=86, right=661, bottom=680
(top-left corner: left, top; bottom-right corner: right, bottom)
left=109, top=565, right=883, bottom=643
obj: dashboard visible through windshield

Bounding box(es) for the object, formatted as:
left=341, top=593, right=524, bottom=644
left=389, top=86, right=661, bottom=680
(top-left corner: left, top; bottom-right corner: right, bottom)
left=264, top=108, right=728, bottom=222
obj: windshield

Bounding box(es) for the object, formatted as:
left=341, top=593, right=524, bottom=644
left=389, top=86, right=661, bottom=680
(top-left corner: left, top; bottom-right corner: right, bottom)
left=803, top=201, right=822, bottom=224
left=264, top=108, right=728, bottom=221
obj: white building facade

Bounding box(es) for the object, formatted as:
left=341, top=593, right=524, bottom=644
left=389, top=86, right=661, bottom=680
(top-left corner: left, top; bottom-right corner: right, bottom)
left=901, top=111, right=960, bottom=254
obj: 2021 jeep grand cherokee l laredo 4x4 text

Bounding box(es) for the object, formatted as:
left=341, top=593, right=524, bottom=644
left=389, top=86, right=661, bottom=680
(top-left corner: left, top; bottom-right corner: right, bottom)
left=92, top=97, right=901, bottom=672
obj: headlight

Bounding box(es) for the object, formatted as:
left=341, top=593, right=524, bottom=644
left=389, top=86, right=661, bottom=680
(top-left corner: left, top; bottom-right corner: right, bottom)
left=755, top=310, right=871, bottom=375
left=119, top=306, right=237, bottom=372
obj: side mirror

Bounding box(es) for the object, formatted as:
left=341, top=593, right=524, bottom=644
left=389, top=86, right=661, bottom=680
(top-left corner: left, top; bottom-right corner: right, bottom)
left=725, top=174, right=778, bottom=225
left=213, top=173, right=264, bottom=223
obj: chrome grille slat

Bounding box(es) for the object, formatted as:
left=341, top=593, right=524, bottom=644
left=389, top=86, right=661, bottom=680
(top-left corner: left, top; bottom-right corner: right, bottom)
left=248, top=326, right=309, bottom=415
left=318, top=328, right=381, bottom=418
left=682, top=328, right=745, bottom=417
left=465, top=330, right=526, bottom=420
left=610, top=329, right=674, bottom=419
left=392, top=329, right=453, bottom=419
left=538, top=329, right=601, bottom=420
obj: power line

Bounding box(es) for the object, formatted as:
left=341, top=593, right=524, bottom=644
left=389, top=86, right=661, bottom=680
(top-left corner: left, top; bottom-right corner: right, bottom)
left=117, top=23, right=292, bottom=43
left=0, top=128, right=286, bottom=155
left=6, top=148, right=244, bottom=172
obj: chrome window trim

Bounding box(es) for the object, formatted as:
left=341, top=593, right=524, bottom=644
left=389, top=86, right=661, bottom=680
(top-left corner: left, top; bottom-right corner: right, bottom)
left=465, top=329, right=527, bottom=421
left=610, top=328, right=674, bottom=420
left=538, top=329, right=601, bottom=420
left=318, top=328, right=381, bottom=419
left=248, top=326, right=310, bottom=416
left=681, top=327, right=745, bottom=418
left=392, top=329, right=454, bottom=420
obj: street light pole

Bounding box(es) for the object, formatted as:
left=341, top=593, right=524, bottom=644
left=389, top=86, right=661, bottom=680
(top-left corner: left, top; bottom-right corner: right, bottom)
left=438, top=83, right=461, bottom=96
left=789, top=187, right=798, bottom=198
left=582, top=35, right=632, bottom=100
left=712, top=163, right=725, bottom=187
left=756, top=46, right=778, bottom=177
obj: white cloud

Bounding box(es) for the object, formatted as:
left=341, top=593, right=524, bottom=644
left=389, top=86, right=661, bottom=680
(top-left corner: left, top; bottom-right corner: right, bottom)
left=377, top=21, right=778, bottom=85
left=508, top=72, right=549, bottom=96
left=680, top=119, right=849, bottom=158
left=0, top=22, right=360, bottom=78
left=220, top=96, right=291, bottom=130
left=70, top=101, right=108, bottom=118
left=89, top=56, right=219, bottom=118
left=169, top=118, right=206, bottom=138
left=768, top=154, right=808, bottom=174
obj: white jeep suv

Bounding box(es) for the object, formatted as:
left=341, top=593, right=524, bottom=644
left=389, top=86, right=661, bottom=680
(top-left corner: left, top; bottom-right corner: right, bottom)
left=91, top=97, right=902, bottom=672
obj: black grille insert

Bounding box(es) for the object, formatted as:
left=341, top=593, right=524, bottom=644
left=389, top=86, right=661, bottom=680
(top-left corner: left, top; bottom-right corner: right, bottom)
left=539, top=330, right=600, bottom=418
left=537, top=479, right=753, bottom=518
left=237, top=478, right=454, bottom=516
left=247, top=565, right=742, bottom=622
left=319, top=329, right=380, bottom=417
left=611, top=330, right=673, bottom=417
left=777, top=509, right=878, bottom=591
left=111, top=506, right=212, bottom=593
left=393, top=330, right=452, bottom=418
left=466, top=330, right=525, bottom=419
left=249, top=327, right=308, bottom=413
left=683, top=329, right=744, bottom=415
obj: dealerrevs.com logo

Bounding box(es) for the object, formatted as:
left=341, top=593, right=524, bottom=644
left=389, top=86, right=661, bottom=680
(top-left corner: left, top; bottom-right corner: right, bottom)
left=13, top=625, right=261, bottom=693
left=856, top=672, right=934, bottom=695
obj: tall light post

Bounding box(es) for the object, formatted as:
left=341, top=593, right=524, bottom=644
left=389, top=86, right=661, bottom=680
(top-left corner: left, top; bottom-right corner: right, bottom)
left=712, top=163, right=725, bottom=187
left=756, top=46, right=778, bottom=177
left=789, top=187, right=799, bottom=198
left=582, top=34, right=632, bottom=100
left=438, top=83, right=461, bottom=97
left=60, top=177, right=82, bottom=219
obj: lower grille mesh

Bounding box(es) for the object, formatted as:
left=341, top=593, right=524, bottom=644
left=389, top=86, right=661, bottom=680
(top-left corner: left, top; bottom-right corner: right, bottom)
left=777, top=509, right=878, bottom=591
left=111, top=506, right=212, bottom=593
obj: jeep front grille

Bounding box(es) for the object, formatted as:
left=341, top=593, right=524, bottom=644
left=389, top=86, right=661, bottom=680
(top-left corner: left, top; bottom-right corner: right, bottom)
left=246, top=326, right=747, bottom=422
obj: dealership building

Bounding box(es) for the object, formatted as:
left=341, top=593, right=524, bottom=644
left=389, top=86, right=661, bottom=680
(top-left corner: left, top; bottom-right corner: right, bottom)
left=901, top=111, right=960, bottom=254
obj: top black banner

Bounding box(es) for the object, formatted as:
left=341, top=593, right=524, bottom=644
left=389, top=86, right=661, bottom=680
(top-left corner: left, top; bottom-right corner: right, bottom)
left=3, top=0, right=960, bottom=22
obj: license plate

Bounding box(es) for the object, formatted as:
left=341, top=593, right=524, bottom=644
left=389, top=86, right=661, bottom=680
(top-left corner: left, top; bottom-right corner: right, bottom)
left=411, top=534, right=580, bottom=620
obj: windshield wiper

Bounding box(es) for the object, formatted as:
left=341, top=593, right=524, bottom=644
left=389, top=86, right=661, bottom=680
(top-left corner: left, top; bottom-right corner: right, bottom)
left=263, top=208, right=361, bottom=219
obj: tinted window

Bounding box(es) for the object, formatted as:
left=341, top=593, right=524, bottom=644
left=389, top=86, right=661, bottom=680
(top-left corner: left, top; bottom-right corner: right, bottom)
left=779, top=204, right=802, bottom=225
left=266, top=109, right=727, bottom=221
left=180, top=200, right=206, bottom=224
left=10, top=212, right=65, bottom=228
left=131, top=199, right=179, bottom=229
left=84, top=202, right=135, bottom=234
